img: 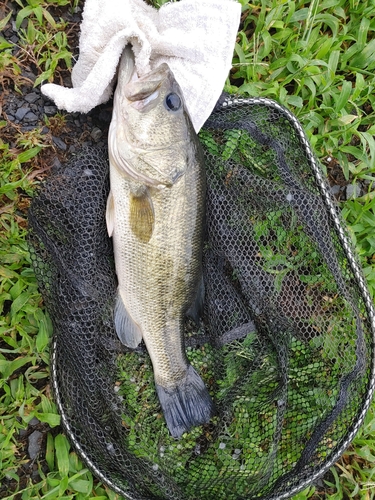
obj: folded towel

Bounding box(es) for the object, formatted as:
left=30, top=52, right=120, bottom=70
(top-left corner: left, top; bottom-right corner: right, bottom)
left=41, top=0, right=241, bottom=132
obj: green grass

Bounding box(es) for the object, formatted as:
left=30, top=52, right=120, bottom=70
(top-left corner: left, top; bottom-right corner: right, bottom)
left=1, top=0, right=375, bottom=498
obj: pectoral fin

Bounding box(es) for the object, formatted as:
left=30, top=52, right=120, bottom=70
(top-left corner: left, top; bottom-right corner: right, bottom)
left=106, top=191, right=115, bottom=237
left=114, top=292, right=142, bottom=348
left=129, top=189, right=154, bottom=243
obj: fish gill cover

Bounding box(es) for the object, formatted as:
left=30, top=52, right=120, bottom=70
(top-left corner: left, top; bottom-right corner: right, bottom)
left=28, top=98, right=375, bottom=500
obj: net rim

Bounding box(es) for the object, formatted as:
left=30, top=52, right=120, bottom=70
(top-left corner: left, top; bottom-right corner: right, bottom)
left=49, top=96, right=375, bottom=500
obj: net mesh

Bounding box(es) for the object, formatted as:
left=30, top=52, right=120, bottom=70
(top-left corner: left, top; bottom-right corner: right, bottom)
left=28, top=97, right=375, bottom=500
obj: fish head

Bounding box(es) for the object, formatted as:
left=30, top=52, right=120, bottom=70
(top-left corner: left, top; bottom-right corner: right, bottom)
left=111, top=50, right=196, bottom=187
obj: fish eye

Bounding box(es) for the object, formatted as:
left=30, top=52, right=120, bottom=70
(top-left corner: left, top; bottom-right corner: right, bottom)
left=165, top=93, right=181, bottom=111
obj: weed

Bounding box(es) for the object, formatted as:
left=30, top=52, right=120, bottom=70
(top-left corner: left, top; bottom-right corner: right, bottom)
left=17, top=17, right=73, bottom=86
left=14, top=0, right=71, bottom=30
left=44, top=111, right=67, bottom=134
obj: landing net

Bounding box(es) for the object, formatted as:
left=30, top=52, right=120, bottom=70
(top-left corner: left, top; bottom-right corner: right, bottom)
left=28, top=97, right=375, bottom=500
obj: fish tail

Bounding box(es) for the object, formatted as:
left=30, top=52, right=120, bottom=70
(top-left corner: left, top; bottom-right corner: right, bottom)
left=155, top=365, right=215, bottom=438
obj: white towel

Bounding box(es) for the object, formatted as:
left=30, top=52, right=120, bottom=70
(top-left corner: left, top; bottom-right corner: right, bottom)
left=41, top=0, right=241, bottom=132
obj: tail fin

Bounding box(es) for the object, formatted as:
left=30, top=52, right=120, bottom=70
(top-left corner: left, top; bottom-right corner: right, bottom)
left=155, top=365, right=215, bottom=438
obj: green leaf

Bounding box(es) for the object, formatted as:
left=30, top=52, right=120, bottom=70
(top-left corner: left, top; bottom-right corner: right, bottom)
left=0, top=11, right=12, bottom=31
left=69, top=479, right=92, bottom=493
left=285, top=95, right=303, bottom=108
left=59, top=475, right=69, bottom=496
left=327, top=50, right=340, bottom=80
left=357, top=17, right=370, bottom=48
left=350, top=38, right=375, bottom=69
left=47, top=477, right=61, bottom=488
left=335, top=80, right=352, bottom=112
left=26, top=18, right=37, bottom=44
left=290, top=8, right=308, bottom=22
left=15, top=5, right=34, bottom=29
left=315, top=13, right=339, bottom=38
left=337, top=114, right=358, bottom=125
left=0, top=356, right=33, bottom=380
left=36, top=412, right=61, bottom=427
left=234, top=42, right=247, bottom=66
left=351, top=72, right=365, bottom=100
left=316, top=36, right=334, bottom=59
left=32, top=4, right=43, bottom=24
left=10, top=291, right=32, bottom=316
left=34, top=69, right=54, bottom=87
left=17, top=147, right=41, bottom=163
left=260, top=31, right=272, bottom=59
left=9, top=280, right=25, bottom=301
left=36, top=315, right=51, bottom=352
left=0, top=265, right=19, bottom=279
left=42, top=7, right=57, bottom=28
left=55, top=434, right=70, bottom=476
left=222, top=129, right=241, bottom=161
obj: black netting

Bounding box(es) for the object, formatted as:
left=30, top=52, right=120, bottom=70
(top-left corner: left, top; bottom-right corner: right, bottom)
left=28, top=98, right=375, bottom=500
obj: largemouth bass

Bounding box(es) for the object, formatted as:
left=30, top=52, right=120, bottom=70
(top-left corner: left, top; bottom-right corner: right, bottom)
left=106, top=47, right=215, bottom=438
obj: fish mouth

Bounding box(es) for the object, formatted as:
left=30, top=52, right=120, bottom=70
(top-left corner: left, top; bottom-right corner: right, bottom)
left=124, top=63, right=170, bottom=103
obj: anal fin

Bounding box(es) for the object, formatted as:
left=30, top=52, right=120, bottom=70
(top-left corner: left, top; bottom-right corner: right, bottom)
left=186, top=276, right=205, bottom=325
left=114, top=292, right=142, bottom=348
